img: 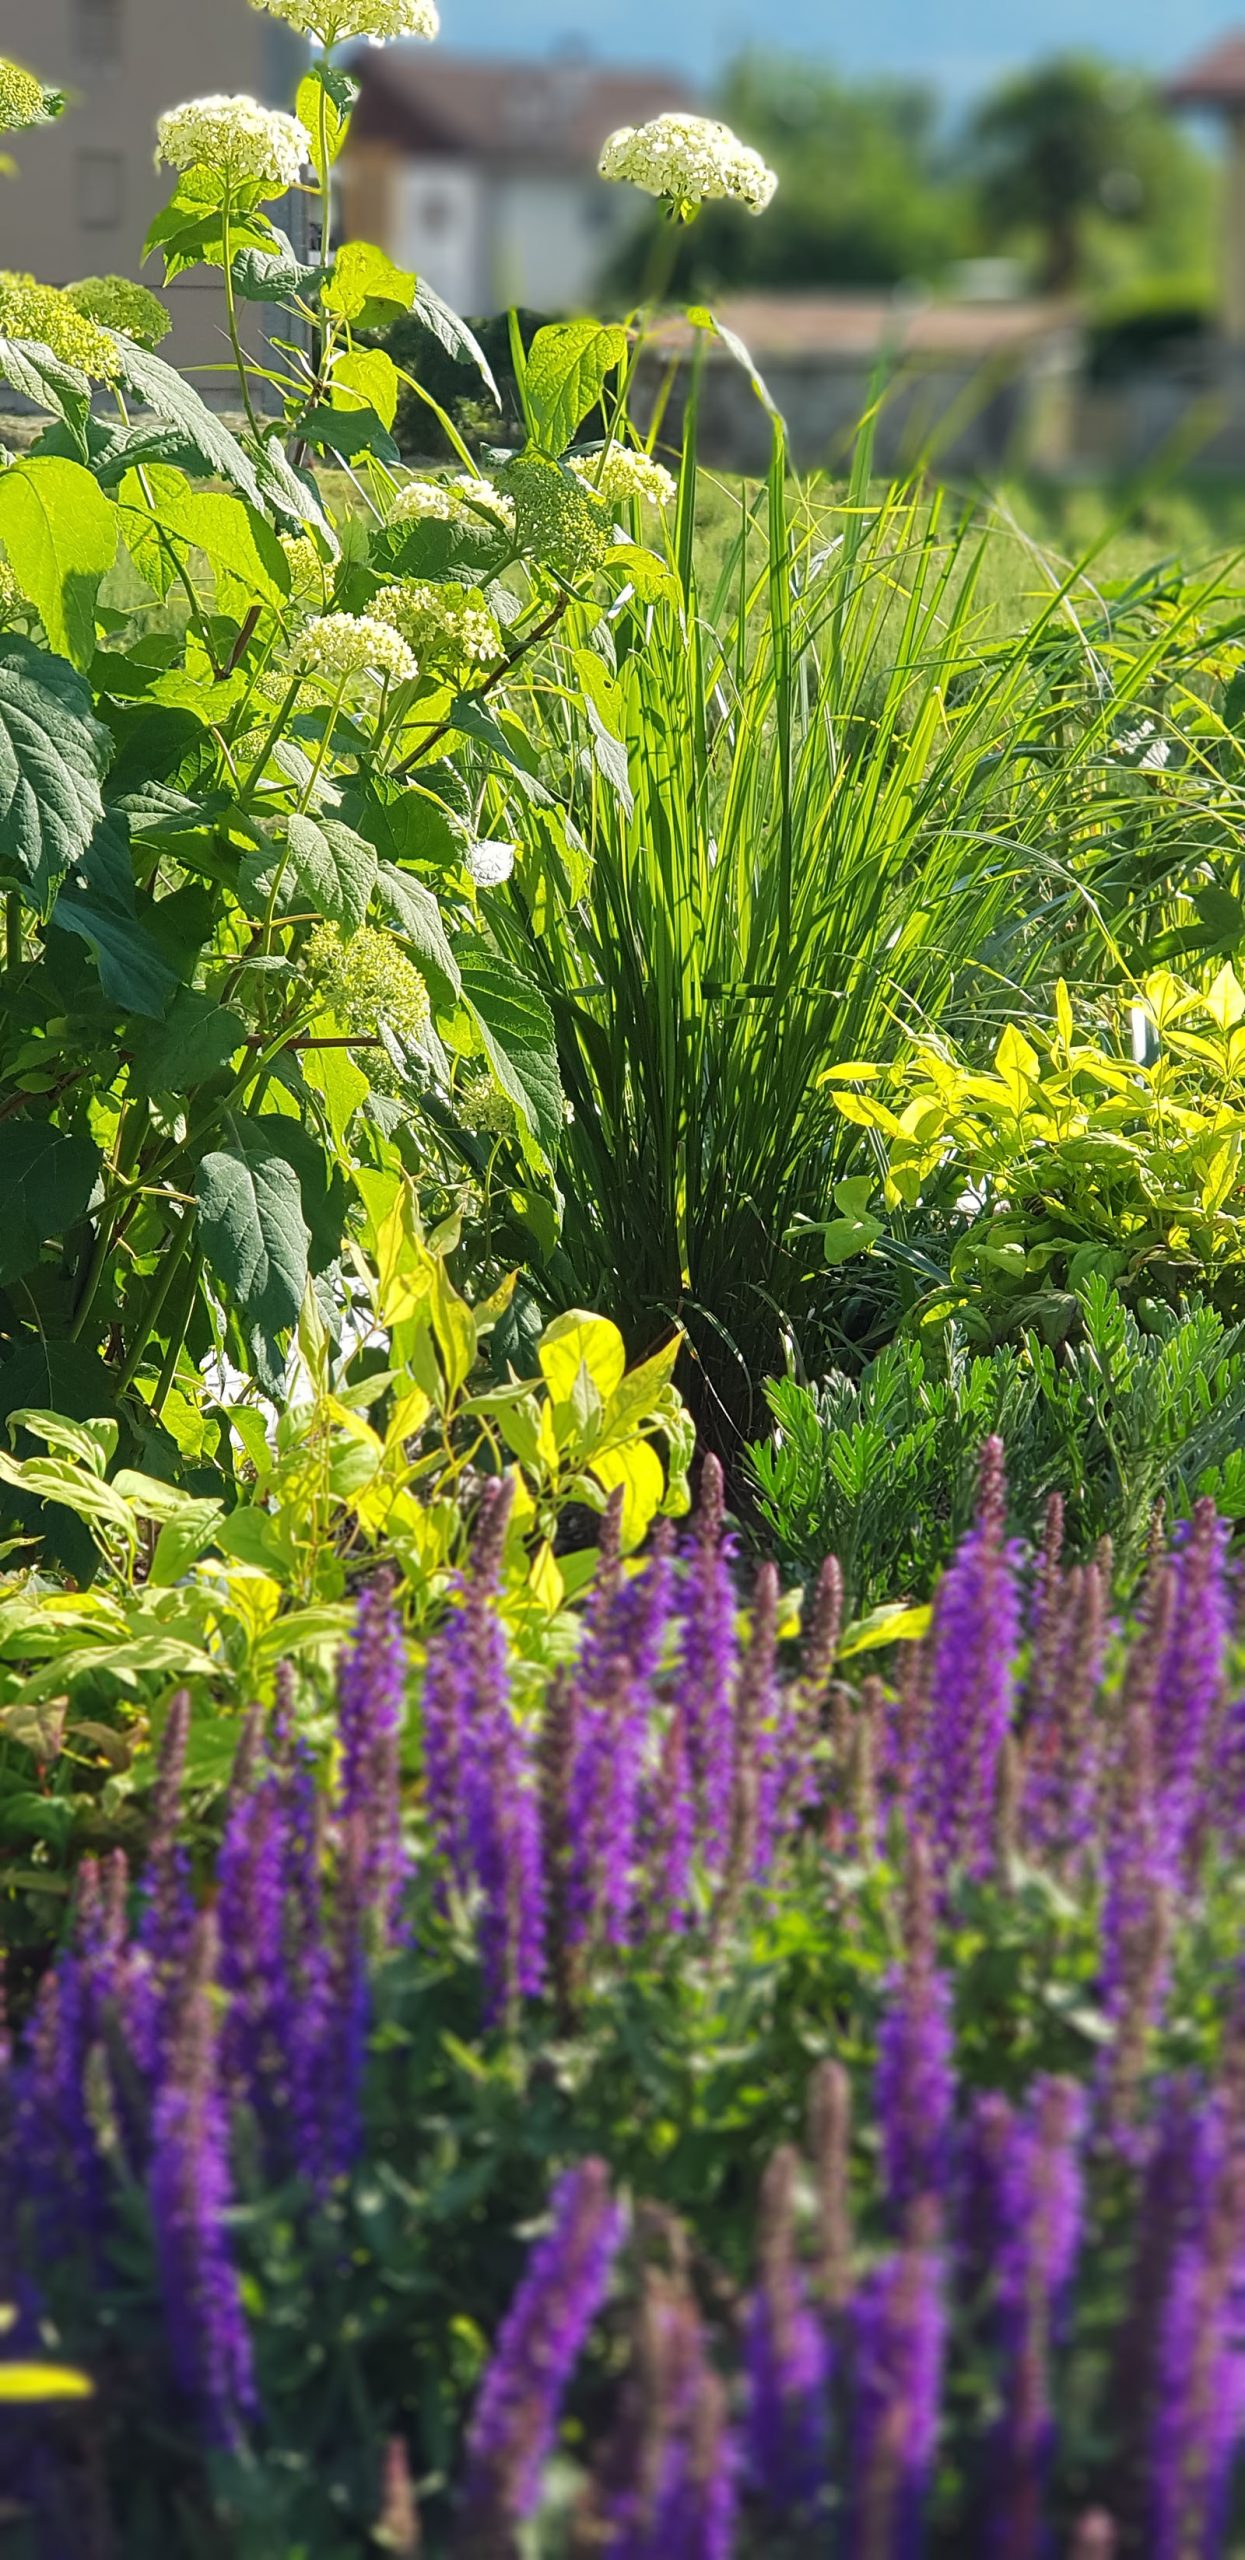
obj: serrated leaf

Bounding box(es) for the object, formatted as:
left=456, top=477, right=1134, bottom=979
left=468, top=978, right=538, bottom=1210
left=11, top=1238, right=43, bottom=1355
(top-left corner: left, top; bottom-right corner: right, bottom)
left=110, top=340, right=265, bottom=508
left=195, top=1131, right=310, bottom=1390
left=373, top=865, right=460, bottom=1006
left=459, top=948, right=563, bottom=1174
left=322, top=240, right=415, bottom=327
left=0, top=1122, right=101, bottom=1283
left=241, top=812, right=376, bottom=937
left=0, top=635, right=112, bottom=912
left=0, top=457, right=117, bottom=668
left=128, top=986, right=245, bottom=1093
left=525, top=320, right=627, bottom=459
left=0, top=338, right=92, bottom=448
left=332, top=345, right=399, bottom=431
left=411, top=279, right=500, bottom=403
left=118, top=466, right=288, bottom=613
left=51, top=807, right=177, bottom=1016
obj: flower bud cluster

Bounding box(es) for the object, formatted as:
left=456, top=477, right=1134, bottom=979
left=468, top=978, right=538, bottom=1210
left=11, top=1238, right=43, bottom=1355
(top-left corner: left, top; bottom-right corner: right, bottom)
left=387, top=475, right=516, bottom=536
left=371, top=580, right=502, bottom=673
left=569, top=447, right=677, bottom=509
left=306, top=921, right=430, bottom=1047
left=64, top=275, right=170, bottom=349
left=0, top=57, right=55, bottom=134
left=0, top=272, right=121, bottom=379
left=289, top=611, right=417, bottom=690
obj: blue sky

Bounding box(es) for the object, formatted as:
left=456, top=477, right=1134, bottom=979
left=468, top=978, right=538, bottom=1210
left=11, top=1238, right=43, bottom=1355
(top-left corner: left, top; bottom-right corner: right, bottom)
left=437, top=1, right=1233, bottom=102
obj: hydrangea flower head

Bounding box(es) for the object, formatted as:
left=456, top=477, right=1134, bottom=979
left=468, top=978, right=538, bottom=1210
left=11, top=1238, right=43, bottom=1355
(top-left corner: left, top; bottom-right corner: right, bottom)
left=0, top=272, right=121, bottom=379
left=569, top=447, right=677, bottom=508
left=387, top=474, right=516, bottom=535
left=0, top=59, right=59, bottom=134
left=64, top=276, right=171, bottom=349
left=599, top=113, right=777, bottom=219
left=371, top=579, right=502, bottom=672
left=289, top=610, right=417, bottom=689
left=248, top=0, right=438, bottom=42
left=156, top=96, right=309, bottom=197
left=306, top=922, right=430, bottom=1046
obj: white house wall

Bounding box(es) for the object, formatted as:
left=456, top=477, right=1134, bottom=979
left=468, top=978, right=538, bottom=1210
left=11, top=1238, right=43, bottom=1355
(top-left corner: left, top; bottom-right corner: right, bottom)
left=396, top=160, right=487, bottom=316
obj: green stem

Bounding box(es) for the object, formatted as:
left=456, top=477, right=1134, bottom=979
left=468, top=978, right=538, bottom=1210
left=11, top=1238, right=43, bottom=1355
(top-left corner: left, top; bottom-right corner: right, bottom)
left=222, top=194, right=262, bottom=441
left=151, top=1245, right=202, bottom=1421
left=5, top=891, right=19, bottom=975
left=118, top=1210, right=195, bottom=1395
left=318, top=75, right=333, bottom=293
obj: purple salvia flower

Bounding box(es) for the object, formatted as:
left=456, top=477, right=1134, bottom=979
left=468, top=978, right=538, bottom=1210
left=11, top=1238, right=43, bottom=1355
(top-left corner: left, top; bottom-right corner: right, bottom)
left=1152, top=1501, right=1231, bottom=1878
left=595, top=2270, right=738, bottom=2560
left=468, top=1693, right=546, bottom=2027
left=676, top=1453, right=739, bottom=1870
left=14, top=1963, right=103, bottom=2254
left=133, top=1691, right=194, bottom=2065
left=1149, top=2096, right=1245, bottom=2560
left=318, top=1810, right=372, bottom=2184
left=737, top=1559, right=782, bottom=1879
left=653, top=2352, right=738, bottom=2560
left=1020, top=1562, right=1107, bottom=1871
left=1101, top=1587, right=1174, bottom=2140
left=876, top=1833, right=955, bottom=2217
left=983, top=2077, right=1088, bottom=2558
left=149, top=1912, right=256, bottom=2449
left=216, top=1774, right=301, bottom=2159
left=421, top=1479, right=513, bottom=1907
left=568, top=1651, right=645, bottom=1954
left=742, top=2144, right=831, bottom=2515
left=612, top=1520, right=677, bottom=1687
left=336, top=1573, right=409, bottom=1942
left=808, top=2056, right=853, bottom=2312
left=458, top=2158, right=621, bottom=2545
left=915, top=1439, right=1021, bottom=1880
left=640, top=1703, right=695, bottom=1935
left=848, top=2204, right=946, bottom=2560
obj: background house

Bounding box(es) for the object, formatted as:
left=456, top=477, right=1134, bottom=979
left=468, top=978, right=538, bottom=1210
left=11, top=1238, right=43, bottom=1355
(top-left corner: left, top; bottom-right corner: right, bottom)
left=0, top=0, right=303, bottom=382
left=336, top=47, right=692, bottom=315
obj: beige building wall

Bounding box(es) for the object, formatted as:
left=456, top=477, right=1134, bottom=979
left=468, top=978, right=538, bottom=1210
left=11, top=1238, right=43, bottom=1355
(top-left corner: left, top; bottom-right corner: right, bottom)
left=0, top=0, right=305, bottom=388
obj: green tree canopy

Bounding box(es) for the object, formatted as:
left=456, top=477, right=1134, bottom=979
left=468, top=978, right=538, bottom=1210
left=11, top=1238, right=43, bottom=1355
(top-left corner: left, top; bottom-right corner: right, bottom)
left=969, top=56, right=1213, bottom=293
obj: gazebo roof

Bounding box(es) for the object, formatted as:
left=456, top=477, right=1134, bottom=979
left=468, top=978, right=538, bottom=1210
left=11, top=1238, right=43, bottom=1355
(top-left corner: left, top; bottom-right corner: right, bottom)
left=1166, top=31, right=1245, bottom=109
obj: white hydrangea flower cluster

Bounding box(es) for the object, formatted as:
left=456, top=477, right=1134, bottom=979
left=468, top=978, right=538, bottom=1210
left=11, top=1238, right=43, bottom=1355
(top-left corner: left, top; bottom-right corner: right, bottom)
left=569, top=447, right=677, bottom=508
left=387, top=475, right=516, bottom=536
left=306, top=922, right=430, bottom=1046
left=457, top=1069, right=514, bottom=1137
left=372, top=581, right=502, bottom=672
left=248, top=0, right=438, bottom=41
left=156, top=95, right=309, bottom=197
left=0, top=58, right=54, bottom=134
left=599, top=113, right=778, bottom=217
left=290, top=612, right=417, bottom=689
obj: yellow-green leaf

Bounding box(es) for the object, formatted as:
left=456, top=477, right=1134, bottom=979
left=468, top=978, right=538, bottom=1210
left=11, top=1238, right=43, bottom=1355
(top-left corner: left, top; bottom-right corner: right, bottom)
left=538, top=1309, right=627, bottom=1409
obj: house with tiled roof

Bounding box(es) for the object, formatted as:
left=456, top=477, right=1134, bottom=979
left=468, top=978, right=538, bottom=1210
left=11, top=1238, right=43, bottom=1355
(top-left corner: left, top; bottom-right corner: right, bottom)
left=337, top=45, right=693, bottom=316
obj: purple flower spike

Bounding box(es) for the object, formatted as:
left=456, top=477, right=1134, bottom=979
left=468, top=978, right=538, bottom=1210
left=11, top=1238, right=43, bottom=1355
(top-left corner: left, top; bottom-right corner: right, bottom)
left=149, top=1912, right=256, bottom=2450
left=1152, top=1501, right=1231, bottom=1878
left=336, top=1573, right=409, bottom=1942
left=568, top=1652, right=644, bottom=1955
left=848, top=2205, right=946, bottom=2560
left=459, top=2158, right=621, bottom=2544
left=984, top=2077, right=1088, bottom=2558
left=1021, top=1562, right=1106, bottom=1871
left=876, top=1833, right=955, bottom=2217
left=677, top=1453, right=739, bottom=1871
left=1150, top=2100, right=1244, bottom=2560
left=136, top=1691, right=194, bottom=1996
left=742, top=2145, right=831, bottom=2516
left=915, top=1439, right=1021, bottom=1881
